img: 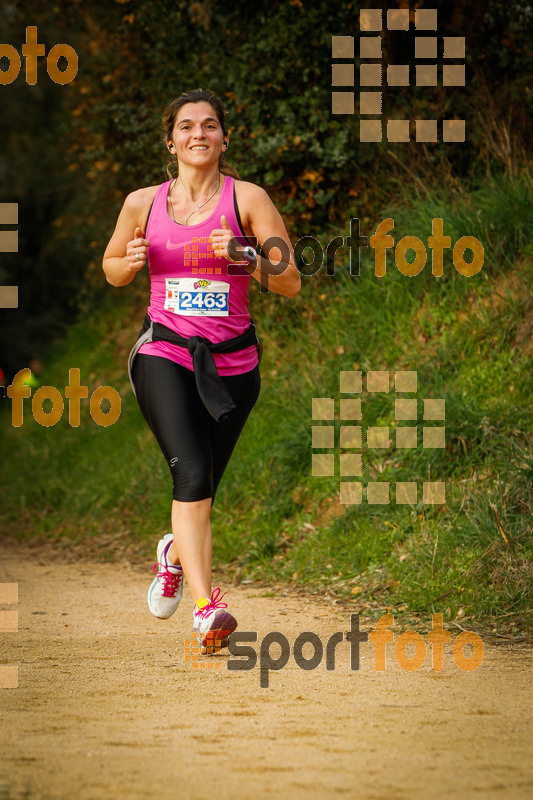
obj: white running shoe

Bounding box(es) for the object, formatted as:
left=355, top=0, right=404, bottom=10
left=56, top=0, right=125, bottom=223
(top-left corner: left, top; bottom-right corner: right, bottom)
left=147, top=533, right=184, bottom=619
left=193, top=588, right=237, bottom=654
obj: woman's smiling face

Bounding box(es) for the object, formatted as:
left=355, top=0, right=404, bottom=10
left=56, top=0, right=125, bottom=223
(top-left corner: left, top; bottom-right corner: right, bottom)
left=169, top=101, right=226, bottom=167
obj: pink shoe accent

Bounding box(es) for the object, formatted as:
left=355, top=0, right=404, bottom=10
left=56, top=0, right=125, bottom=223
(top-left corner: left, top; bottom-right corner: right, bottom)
left=152, top=562, right=183, bottom=598
left=195, top=588, right=228, bottom=617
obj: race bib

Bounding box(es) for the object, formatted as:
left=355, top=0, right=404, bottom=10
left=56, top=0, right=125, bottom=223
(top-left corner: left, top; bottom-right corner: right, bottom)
left=163, top=278, right=230, bottom=317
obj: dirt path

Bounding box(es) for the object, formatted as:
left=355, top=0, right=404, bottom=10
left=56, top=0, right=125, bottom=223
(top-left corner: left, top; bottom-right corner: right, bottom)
left=0, top=541, right=532, bottom=800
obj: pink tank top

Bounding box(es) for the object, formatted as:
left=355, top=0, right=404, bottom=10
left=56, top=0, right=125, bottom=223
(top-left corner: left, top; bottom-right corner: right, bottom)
left=138, top=174, right=259, bottom=375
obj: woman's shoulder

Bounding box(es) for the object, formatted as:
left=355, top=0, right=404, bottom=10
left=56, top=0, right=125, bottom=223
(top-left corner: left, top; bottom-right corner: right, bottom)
left=124, top=182, right=168, bottom=228
left=125, top=182, right=167, bottom=208
left=233, top=179, right=269, bottom=200
left=233, top=179, right=271, bottom=217
left=233, top=179, right=274, bottom=229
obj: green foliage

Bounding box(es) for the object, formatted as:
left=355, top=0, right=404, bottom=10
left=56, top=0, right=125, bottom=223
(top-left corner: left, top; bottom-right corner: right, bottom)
left=2, top=172, right=531, bottom=635
left=2, top=0, right=533, bottom=372
left=1, top=1, right=532, bottom=635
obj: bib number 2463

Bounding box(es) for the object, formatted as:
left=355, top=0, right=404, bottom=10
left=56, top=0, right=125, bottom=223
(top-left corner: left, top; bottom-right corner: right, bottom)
left=164, top=278, right=230, bottom=317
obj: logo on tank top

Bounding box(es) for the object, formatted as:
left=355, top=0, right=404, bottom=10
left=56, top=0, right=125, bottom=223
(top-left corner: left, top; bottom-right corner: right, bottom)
left=165, top=237, right=224, bottom=275
left=165, top=238, right=188, bottom=251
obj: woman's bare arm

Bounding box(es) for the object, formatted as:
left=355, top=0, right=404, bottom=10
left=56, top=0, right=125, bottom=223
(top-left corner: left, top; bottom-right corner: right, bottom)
left=210, top=183, right=301, bottom=298
left=240, top=184, right=300, bottom=298
left=102, top=189, right=152, bottom=287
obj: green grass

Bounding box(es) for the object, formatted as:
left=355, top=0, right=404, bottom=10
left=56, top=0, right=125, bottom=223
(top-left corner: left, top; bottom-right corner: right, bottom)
left=1, top=171, right=532, bottom=635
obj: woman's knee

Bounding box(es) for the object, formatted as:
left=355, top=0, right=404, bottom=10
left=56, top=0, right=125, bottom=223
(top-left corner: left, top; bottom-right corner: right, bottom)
left=170, top=455, right=213, bottom=501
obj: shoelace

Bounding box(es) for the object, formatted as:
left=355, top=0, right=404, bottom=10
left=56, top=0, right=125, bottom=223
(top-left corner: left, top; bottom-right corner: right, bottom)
left=152, top=562, right=183, bottom=598
left=195, top=587, right=228, bottom=618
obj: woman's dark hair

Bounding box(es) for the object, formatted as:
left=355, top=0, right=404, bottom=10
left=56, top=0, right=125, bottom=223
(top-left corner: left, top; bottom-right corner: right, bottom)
left=162, top=88, right=240, bottom=180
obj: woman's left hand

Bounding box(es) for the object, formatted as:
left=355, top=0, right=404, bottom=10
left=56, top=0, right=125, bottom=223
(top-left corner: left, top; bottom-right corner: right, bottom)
left=209, top=215, right=238, bottom=260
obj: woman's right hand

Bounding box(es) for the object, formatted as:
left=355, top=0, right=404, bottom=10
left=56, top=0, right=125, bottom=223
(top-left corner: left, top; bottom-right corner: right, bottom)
left=126, top=226, right=151, bottom=273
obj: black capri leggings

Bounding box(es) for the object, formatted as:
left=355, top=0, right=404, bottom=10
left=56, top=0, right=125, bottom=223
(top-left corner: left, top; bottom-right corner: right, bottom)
left=131, top=353, right=261, bottom=503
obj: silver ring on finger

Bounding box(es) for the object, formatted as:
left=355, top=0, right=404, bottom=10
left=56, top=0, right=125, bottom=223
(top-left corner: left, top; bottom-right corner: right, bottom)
left=135, top=253, right=141, bottom=261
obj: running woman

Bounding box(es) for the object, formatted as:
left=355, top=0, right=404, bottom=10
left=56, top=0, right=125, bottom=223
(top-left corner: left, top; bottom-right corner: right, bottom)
left=102, top=88, right=300, bottom=653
